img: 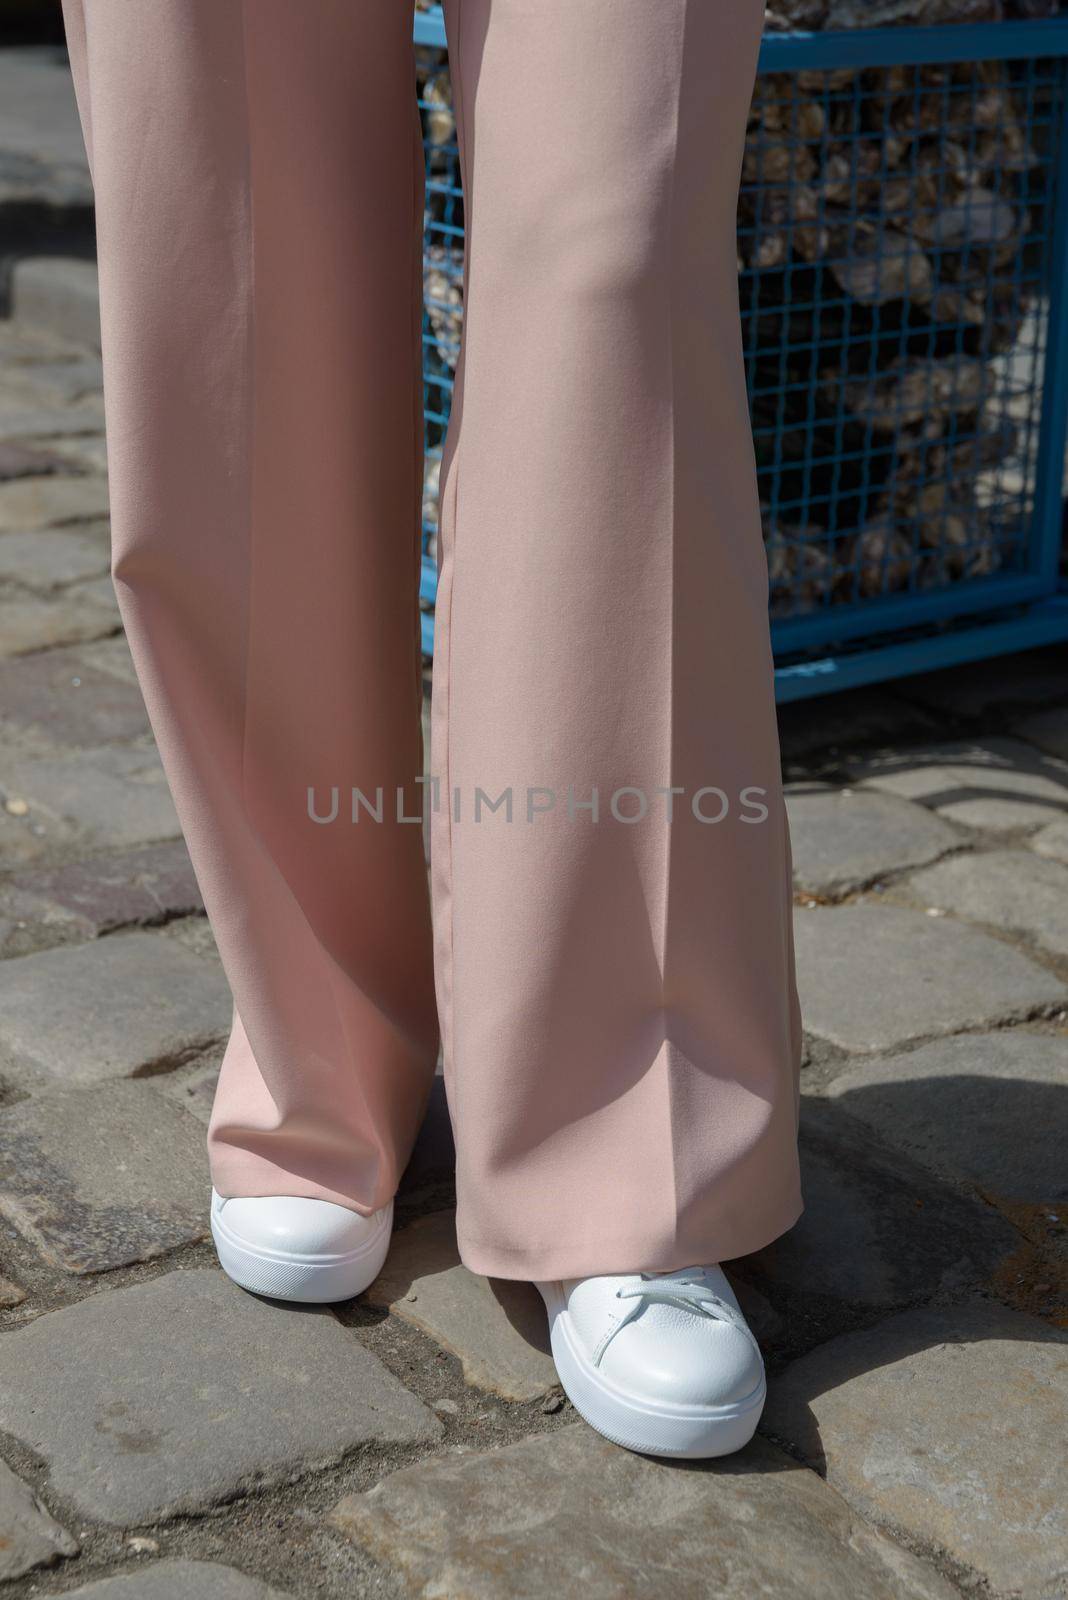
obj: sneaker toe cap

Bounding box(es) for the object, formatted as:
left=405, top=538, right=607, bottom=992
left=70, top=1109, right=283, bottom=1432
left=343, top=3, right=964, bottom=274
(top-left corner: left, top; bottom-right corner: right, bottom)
left=211, top=1191, right=386, bottom=1258
left=599, top=1313, right=763, bottom=1408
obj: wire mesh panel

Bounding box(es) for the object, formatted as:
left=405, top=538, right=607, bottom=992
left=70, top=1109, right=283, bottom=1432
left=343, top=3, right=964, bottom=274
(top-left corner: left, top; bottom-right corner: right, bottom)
left=748, top=37, right=1066, bottom=640
left=414, top=13, right=1068, bottom=691
left=416, top=31, right=462, bottom=650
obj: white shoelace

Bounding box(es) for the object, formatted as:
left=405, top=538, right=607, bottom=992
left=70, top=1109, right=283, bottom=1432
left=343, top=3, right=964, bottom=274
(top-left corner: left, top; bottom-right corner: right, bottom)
left=614, top=1273, right=744, bottom=1327
left=580, top=1271, right=761, bottom=1367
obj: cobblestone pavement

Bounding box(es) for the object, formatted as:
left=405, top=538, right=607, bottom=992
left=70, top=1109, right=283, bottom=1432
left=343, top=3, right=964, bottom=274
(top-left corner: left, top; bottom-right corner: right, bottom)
left=1, top=310, right=1066, bottom=1600
left=1, top=46, right=1067, bottom=1589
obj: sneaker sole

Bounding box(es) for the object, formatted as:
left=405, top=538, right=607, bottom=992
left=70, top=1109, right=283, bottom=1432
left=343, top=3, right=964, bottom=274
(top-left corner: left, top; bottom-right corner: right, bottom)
left=210, top=1195, right=393, bottom=1304
left=538, top=1282, right=766, bottom=1459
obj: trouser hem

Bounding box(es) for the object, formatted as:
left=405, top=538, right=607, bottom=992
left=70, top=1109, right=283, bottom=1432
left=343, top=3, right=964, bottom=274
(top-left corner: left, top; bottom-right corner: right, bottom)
left=208, top=1153, right=386, bottom=1219
left=454, top=1191, right=805, bottom=1284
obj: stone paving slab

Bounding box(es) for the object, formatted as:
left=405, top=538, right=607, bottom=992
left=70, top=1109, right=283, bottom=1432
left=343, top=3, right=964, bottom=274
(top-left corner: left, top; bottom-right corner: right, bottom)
left=366, top=1210, right=557, bottom=1402
left=0, top=322, right=84, bottom=365
left=3, top=356, right=104, bottom=407
left=0, top=808, right=49, bottom=870
left=0, top=1456, right=78, bottom=1581
left=0, top=47, right=92, bottom=208
left=0, top=1269, right=441, bottom=1524
left=0, top=439, right=70, bottom=478
left=736, top=1098, right=1016, bottom=1311
left=163, top=915, right=220, bottom=962
left=62, top=1563, right=294, bottom=1599
left=0, top=1079, right=210, bottom=1272
left=909, top=848, right=1068, bottom=959
left=785, top=784, right=957, bottom=896
left=793, top=903, right=1067, bottom=1053
left=0, top=645, right=149, bottom=749
left=0, top=401, right=105, bottom=441
left=0, top=586, right=119, bottom=657
left=762, top=1302, right=1068, bottom=1599
left=34, top=431, right=109, bottom=474
left=64, top=570, right=122, bottom=620
left=0, top=143, right=90, bottom=217
left=1032, top=816, right=1068, bottom=866
left=0, top=525, right=109, bottom=589
left=0, top=838, right=202, bottom=945
left=11, top=258, right=102, bottom=352
left=848, top=737, right=1068, bottom=832
left=823, top=1030, right=1068, bottom=1201
left=152, top=1056, right=221, bottom=1127
left=0, top=743, right=181, bottom=846
left=0, top=472, right=109, bottom=530
left=74, top=633, right=140, bottom=686
left=0, top=930, right=231, bottom=1087
left=331, top=1425, right=956, bottom=1600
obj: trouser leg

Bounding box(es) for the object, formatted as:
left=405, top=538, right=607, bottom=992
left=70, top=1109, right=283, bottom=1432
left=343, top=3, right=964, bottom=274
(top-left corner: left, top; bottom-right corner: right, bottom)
left=62, top=0, right=439, bottom=1212
left=435, top=0, right=802, bottom=1280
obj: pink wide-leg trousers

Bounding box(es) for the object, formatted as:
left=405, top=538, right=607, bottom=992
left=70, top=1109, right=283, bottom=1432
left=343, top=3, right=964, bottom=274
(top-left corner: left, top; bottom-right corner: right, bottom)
left=62, top=0, right=802, bottom=1281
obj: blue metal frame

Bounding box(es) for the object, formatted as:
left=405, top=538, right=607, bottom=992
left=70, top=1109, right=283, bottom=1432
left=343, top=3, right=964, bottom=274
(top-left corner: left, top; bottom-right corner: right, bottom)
left=417, top=8, right=1068, bottom=65
left=760, top=17, right=1068, bottom=67
left=413, top=6, right=445, bottom=48
left=414, top=10, right=1068, bottom=694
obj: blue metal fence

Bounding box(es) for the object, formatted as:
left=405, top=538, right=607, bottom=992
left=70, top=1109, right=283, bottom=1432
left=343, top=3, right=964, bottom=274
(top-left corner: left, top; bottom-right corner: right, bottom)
left=415, top=10, right=1068, bottom=699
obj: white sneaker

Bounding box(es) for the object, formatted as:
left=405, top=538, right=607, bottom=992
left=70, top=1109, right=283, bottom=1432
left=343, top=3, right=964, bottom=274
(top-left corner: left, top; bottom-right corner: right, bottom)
left=536, top=1265, right=765, bottom=1458
left=210, top=1189, right=393, bottom=1303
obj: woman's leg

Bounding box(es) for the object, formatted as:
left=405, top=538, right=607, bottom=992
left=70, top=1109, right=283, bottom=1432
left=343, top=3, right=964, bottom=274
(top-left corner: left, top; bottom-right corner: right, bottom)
left=62, top=0, right=439, bottom=1214
left=436, top=0, right=801, bottom=1281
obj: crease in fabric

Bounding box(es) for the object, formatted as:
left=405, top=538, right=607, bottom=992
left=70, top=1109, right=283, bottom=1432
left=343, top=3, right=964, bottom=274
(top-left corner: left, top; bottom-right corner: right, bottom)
left=661, top=0, right=689, bottom=1263
left=437, top=0, right=468, bottom=1107
left=229, top=1, right=381, bottom=1186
